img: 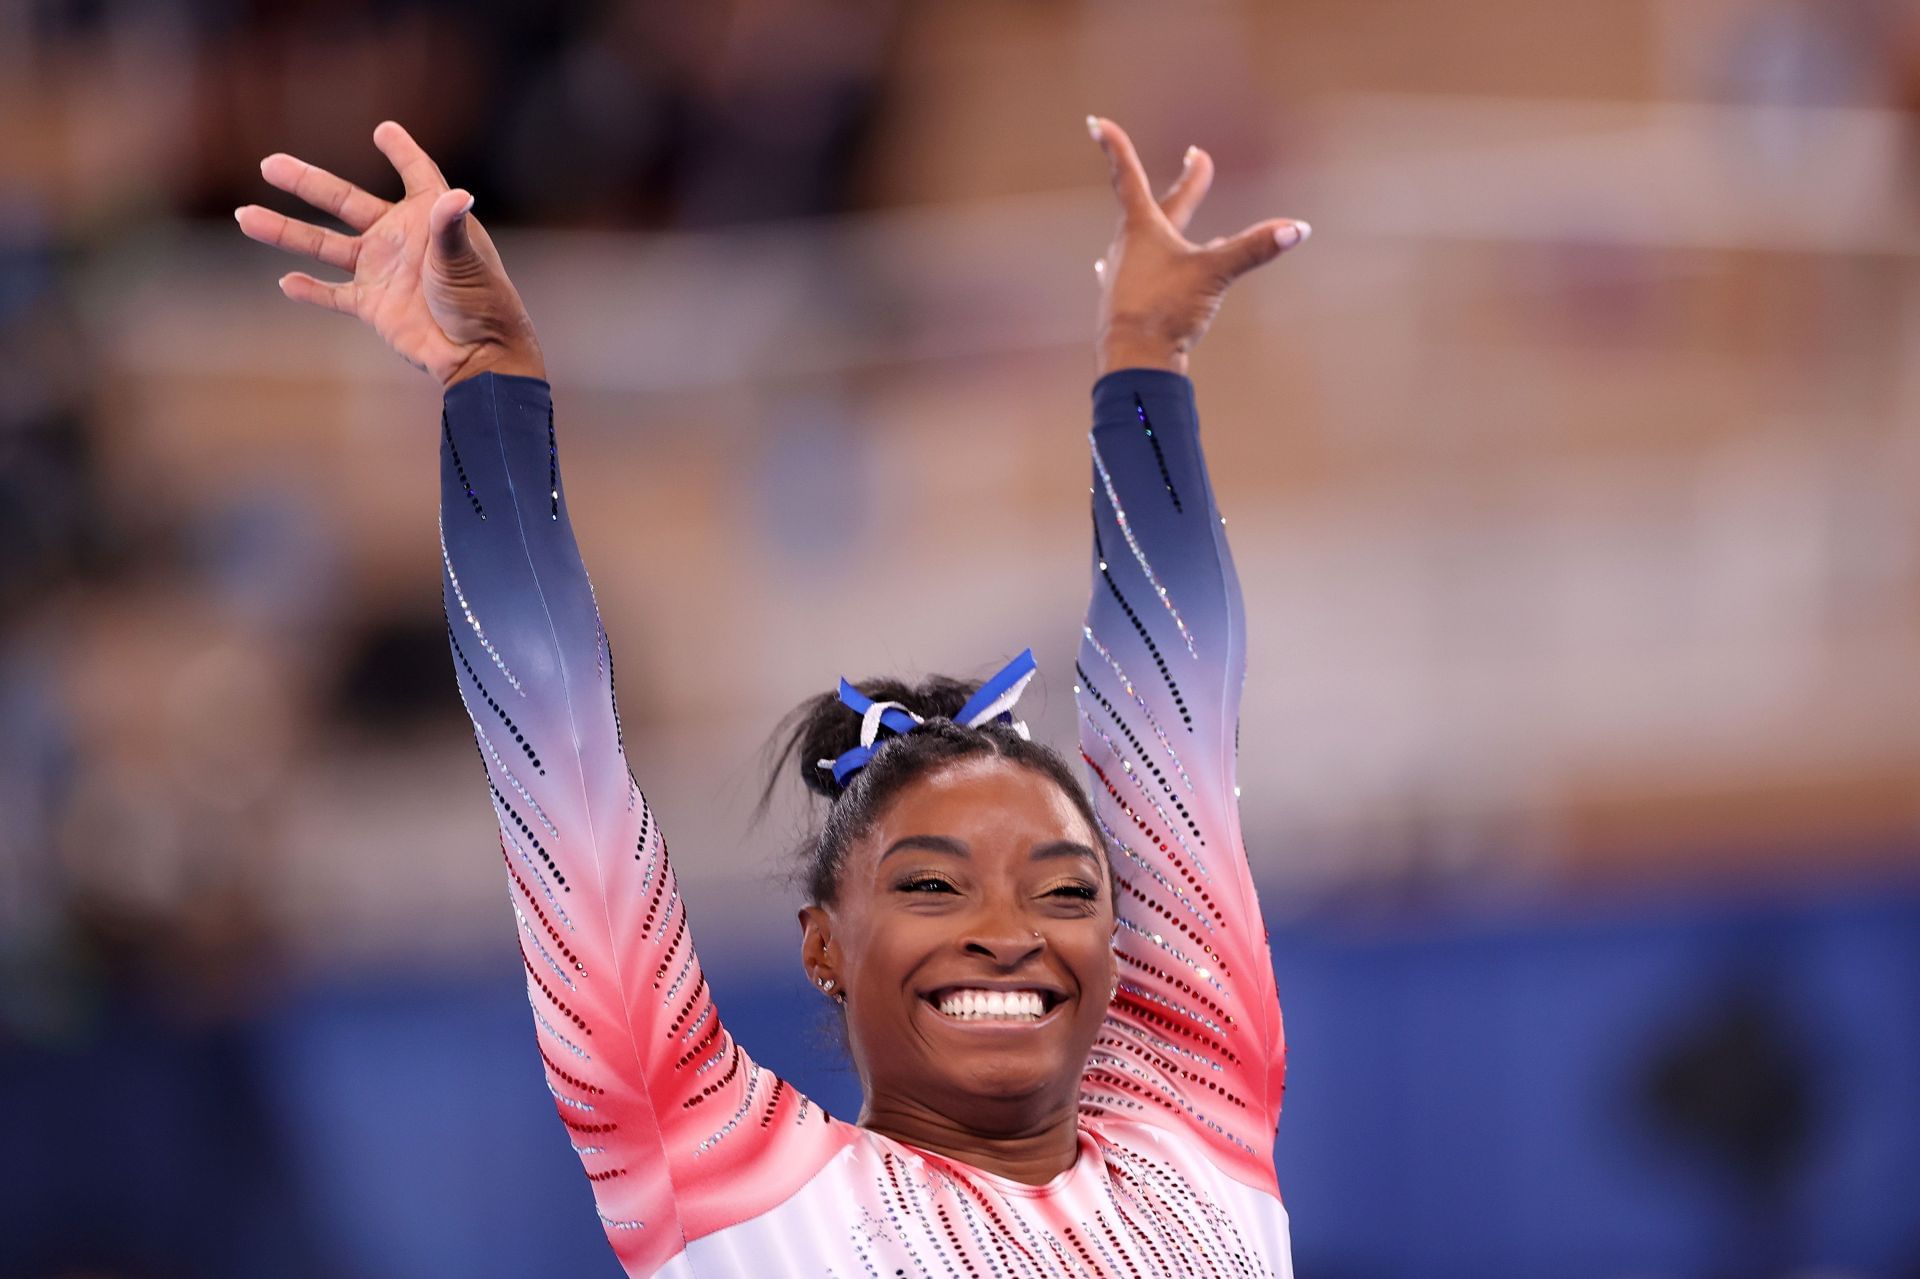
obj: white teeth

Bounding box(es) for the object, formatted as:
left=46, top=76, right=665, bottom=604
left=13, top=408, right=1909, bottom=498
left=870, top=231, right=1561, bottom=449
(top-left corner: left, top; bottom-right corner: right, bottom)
left=933, top=989, right=1049, bottom=1021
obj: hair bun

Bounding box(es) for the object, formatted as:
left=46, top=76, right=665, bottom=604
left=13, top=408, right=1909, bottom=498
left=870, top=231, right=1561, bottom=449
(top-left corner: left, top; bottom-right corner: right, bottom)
left=776, top=674, right=983, bottom=800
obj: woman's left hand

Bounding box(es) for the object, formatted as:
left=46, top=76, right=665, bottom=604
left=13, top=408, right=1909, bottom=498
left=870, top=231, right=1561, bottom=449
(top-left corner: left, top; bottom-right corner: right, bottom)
left=1088, top=116, right=1309, bottom=377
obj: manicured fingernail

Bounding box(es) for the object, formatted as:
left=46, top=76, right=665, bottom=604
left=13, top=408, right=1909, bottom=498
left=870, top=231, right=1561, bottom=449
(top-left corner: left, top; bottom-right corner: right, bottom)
left=1183, top=146, right=1198, bottom=167
left=1275, top=220, right=1312, bottom=249
left=459, top=194, right=476, bottom=216
left=1086, top=115, right=1103, bottom=141
left=233, top=208, right=245, bottom=224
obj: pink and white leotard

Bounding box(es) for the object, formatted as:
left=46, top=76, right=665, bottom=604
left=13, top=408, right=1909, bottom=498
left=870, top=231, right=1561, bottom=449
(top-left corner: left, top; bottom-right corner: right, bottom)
left=439, top=368, right=1292, bottom=1277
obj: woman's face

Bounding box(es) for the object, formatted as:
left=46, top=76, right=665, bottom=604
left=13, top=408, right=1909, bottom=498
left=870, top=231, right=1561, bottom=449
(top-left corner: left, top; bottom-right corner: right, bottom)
left=799, top=756, right=1116, bottom=1130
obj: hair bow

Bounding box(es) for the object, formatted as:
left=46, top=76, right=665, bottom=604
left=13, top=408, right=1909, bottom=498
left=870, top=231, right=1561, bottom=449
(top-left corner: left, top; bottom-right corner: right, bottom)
left=819, top=649, right=1038, bottom=787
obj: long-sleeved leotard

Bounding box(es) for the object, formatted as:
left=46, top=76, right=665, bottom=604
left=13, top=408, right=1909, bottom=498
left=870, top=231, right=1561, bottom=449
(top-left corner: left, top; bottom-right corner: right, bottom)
left=440, top=368, right=1290, bottom=1277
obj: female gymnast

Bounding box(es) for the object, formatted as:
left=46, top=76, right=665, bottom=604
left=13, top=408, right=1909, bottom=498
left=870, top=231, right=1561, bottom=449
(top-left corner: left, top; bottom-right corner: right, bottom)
left=237, top=116, right=1309, bottom=1277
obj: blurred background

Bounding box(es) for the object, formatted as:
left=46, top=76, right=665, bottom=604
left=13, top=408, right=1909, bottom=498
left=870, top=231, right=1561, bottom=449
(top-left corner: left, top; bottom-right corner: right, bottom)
left=2, top=0, right=1918, bottom=1275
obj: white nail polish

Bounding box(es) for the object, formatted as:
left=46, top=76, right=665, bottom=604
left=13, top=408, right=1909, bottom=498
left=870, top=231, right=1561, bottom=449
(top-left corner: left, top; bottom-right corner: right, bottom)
left=1274, top=220, right=1312, bottom=249
left=1086, top=115, right=1103, bottom=141
left=1183, top=146, right=1198, bottom=167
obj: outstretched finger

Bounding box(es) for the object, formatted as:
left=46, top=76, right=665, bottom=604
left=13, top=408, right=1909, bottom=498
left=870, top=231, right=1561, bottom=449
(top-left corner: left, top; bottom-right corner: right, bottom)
left=1087, top=116, right=1158, bottom=224
left=372, top=120, right=446, bottom=198
left=260, top=153, right=389, bottom=231
left=1158, top=146, right=1215, bottom=235
left=235, top=205, right=359, bottom=272
left=276, top=271, right=355, bottom=315
left=1206, top=217, right=1312, bottom=281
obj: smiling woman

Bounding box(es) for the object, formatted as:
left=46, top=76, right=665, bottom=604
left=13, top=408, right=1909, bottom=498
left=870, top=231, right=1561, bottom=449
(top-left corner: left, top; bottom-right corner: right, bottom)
left=237, top=115, right=1308, bottom=1277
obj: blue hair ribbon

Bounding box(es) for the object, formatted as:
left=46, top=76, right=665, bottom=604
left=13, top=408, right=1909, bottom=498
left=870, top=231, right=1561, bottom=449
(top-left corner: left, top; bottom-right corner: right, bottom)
left=822, top=648, right=1039, bottom=787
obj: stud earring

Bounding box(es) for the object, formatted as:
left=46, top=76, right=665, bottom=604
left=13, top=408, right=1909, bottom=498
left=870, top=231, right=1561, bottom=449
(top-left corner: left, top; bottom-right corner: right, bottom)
left=817, top=977, right=836, bottom=994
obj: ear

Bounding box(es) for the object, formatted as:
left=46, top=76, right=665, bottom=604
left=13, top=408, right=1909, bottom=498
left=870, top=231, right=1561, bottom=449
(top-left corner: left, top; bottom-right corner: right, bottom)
left=798, top=903, right=838, bottom=989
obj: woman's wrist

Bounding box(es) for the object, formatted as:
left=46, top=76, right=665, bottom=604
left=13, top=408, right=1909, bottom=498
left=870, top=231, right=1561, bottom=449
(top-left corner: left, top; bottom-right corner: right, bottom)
left=1096, top=320, right=1189, bottom=377
left=443, top=335, right=547, bottom=388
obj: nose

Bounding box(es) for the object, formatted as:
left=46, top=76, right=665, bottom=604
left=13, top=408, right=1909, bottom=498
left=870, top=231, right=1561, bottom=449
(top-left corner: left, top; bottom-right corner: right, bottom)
left=962, top=916, right=1045, bottom=968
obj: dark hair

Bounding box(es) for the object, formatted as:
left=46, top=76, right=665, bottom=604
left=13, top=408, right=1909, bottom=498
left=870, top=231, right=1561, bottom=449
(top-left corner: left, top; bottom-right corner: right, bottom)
left=765, top=673, right=1106, bottom=905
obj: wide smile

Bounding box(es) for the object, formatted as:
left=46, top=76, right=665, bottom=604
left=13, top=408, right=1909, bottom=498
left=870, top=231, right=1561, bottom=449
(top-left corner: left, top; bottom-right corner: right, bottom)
left=919, top=985, right=1069, bottom=1029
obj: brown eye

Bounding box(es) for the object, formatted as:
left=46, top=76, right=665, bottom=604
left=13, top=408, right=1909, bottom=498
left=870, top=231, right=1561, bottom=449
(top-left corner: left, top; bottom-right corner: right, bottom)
left=899, top=876, right=957, bottom=894
left=1047, top=883, right=1099, bottom=901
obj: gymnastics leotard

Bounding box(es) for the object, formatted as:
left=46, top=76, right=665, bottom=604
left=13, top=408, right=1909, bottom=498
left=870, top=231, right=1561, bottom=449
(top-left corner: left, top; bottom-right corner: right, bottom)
left=439, top=367, right=1292, bottom=1276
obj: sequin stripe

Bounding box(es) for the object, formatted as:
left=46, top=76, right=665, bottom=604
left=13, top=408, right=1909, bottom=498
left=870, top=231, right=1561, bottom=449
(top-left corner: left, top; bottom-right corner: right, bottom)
left=660, top=933, right=697, bottom=1003
left=943, top=1173, right=1042, bottom=1279
left=652, top=907, right=689, bottom=986
left=1114, top=915, right=1227, bottom=997
left=547, top=1078, right=595, bottom=1110
left=1075, top=656, right=1190, bottom=844
left=515, top=901, right=578, bottom=990
left=1108, top=970, right=1237, bottom=1064
left=924, top=1175, right=997, bottom=1279
left=443, top=409, right=486, bottom=519
left=675, top=1019, right=723, bottom=1069
left=635, top=807, right=661, bottom=894
left=475, top=722, right=557, bottom=838
left=639, top=840, right=674, bottom=937
left=877, top=1148, right=955, bottom=1279
left=499, top=824, right=575, bottom=932
left=540, top=1046, right=604, bottom=1096
left=585, top=1166, right=627, bottom=1182
left=1113, top=907, right=1233, bottom=1008
left=694, top=1061, right=761, bottom=1155
left=1087, top=1212, right=1151, bottom=1279
left=1083, top=754, right=1222, bottom=910
left=1092, top=436, right=1196, bottom=658
left=502, top=851, right=584, bottom=969
left=1056, top=1223, right=1114, bottom=1279
left=1098, top=1027, right=1247, bottom=1112
left=1078, top=630, right=1197, bottom=796
left=691, top=1034, right=731, bottom=1076
left=1134, top=394, right=1183, bottom=513
left=440, top=511, right=523, bottom=695
left=1103, top=1192, right=1179, bottom=1279
left=546, top=404, right=559, bottom=520
left=1077, top=1092, right=1148, bottom=1120
left=1116, top=967, right=1232, bottom=1039
left=1099, top=818, right=1216, bottom=935
left=490, top=783, right=567, bottom=888
left=1079, top=709, right=1205, bottom=869
left=757, top=1077, right=786, bottom=1128
left=523, top=950, right=591, bottom=1033
left=669, top=974, right=711, bottom=1038
left=597, top=1211, right=643, bottom=1232
left=1110, top=1158, right=1245, bottom=1279
left=651, top=884, right=683, bottom=945
left=680, top=1041, right=742, bottom=1108
left=533, top=1002, right=591, bottom=1063
left=633, top=799, right=655, bottom=869
left=1088, top=1048, right=1261, bottom=1161
left=1112, top=1150, right=1269, bottom=1279
left=1106, top=868, right=1228, bottom=1011
left=1092, top=520, right=1191, bottom=729
left=1107, top=1011, right=1228, bottom=1076
left=1111, top=1163, right=1240, bottom=1279
left=449, top=621, right=543, bottom=774
left=560, top=1113, right=618, bottom=1134
left=570, top=1141, right=606, bottom=1156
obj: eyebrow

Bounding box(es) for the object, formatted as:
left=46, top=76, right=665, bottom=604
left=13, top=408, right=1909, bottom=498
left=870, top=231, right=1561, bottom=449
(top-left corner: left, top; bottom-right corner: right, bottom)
left=878, top=835, right=1103, bottom=869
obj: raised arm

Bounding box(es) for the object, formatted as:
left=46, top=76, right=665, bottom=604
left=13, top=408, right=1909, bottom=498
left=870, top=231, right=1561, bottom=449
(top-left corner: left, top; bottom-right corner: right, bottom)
left=1069, top=118, right=1308, bottom=1195
left=239, top=125, right=840, bottom=1276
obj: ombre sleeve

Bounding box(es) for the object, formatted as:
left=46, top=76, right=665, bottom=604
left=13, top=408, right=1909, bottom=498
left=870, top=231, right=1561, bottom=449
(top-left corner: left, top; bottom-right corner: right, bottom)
left=1074, top=368, right=1286, bottom=1196
left=438, top=374, right=845, bottom=1275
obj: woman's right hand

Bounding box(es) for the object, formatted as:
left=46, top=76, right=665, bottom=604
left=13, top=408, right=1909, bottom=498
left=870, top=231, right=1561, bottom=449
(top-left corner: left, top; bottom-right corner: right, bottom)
left=236, top=121, right=545, bottom=387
